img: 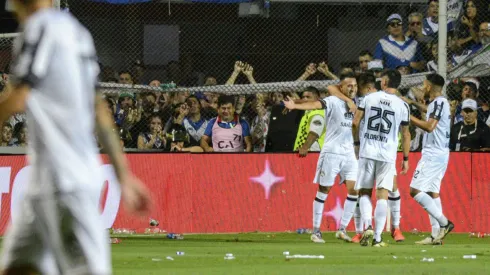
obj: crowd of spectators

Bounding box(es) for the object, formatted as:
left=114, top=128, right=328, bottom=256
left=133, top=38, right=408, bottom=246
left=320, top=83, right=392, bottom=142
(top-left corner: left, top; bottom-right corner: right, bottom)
left=1, top=0, right=490, bottom=152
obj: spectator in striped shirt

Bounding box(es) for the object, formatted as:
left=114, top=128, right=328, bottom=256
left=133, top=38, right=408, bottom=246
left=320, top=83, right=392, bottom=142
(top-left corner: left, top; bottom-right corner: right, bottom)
left=374, top=14, right=425, bottom=72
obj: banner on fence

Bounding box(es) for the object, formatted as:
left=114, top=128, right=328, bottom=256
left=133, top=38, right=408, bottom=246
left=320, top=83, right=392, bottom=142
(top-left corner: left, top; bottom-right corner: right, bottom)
left=0, top=152, right=488, bottom=235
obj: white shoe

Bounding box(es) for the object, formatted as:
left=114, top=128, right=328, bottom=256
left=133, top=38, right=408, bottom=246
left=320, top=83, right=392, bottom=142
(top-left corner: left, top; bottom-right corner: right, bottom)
left=335, top=230, right=352, bottom=243
left=415, top=236, right=443, bottom=245
left=310, top=232, right=326, bottom=243
left=415, top=237, right=434, bottom=245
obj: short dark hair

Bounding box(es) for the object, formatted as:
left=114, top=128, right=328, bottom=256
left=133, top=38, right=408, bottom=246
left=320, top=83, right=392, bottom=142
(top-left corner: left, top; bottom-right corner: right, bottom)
left=359, top=50, right=373, bottom=58
left=357, top=72, right=376, bottom=88
left=303, top=86, right=320, bottom=98
left=143, top=91, right=157, bottom=100
left=186, top=95, right=202, bottom=107
left=381, top=69, right=401, bottom=89
left=426, top=73, right=445, bottom=88
left=119, top=71, right=132, bottom=77
left=340, top=71, right=356, bottom=81
left=464, top=82, right=478, bottom=93
left=217, top=95, right=235, bottom=107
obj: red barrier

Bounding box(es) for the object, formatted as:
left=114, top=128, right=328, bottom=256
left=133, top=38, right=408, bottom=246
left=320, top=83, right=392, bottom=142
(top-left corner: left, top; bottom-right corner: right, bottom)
left=0, top=153, right=488, bottom=235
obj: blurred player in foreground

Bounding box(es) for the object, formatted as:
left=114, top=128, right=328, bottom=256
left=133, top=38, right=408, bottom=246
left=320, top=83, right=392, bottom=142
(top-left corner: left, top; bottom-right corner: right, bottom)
left=0, top=0, right=151, bottom=274
left=352, top=70, right=411, bottom=247
left=404, top=73, right=455, bottom=244
left=283, top=72, right=361, bottom=244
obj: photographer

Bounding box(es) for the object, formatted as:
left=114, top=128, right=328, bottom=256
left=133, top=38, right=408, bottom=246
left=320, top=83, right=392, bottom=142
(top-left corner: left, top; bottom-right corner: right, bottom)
left=450, top=99, right=490, bottom=152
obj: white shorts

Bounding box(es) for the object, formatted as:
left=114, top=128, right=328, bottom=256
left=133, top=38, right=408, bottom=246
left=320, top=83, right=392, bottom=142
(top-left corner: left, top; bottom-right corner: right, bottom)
left=1, top=190, right=111, bottom=275
left=355, top=158, right=396, bottom=191
left=314, top=152, right=358, bottom=187
left=410, top=155, right=449, bottom=193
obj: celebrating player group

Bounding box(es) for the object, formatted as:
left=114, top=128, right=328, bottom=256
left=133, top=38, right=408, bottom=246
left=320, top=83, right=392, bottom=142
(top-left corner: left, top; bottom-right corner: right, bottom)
left=284, top=69, right=454, bottom=247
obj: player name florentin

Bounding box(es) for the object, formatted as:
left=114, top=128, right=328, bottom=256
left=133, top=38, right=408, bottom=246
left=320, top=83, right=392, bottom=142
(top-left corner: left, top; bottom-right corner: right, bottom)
left=363, top=133, right=388, bottom=142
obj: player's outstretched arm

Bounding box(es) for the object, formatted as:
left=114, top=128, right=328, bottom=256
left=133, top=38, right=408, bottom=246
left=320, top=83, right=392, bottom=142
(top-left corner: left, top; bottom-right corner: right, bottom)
left=0, top=83, right=29, bottom=125
left=402, top=96, right=428, bottom=113
left=400, top=125, right=411, bottom=175
left=283, top=96, right=322, bottom=110
left=410, top=116, right=438, bottom=133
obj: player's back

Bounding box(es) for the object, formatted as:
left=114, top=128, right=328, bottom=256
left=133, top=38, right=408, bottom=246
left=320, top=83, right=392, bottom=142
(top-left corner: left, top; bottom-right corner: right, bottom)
left=359, top=91, right=410, bottom=163
left=321, top=96, right=354, bottom=155
left=12, top=9, right=101, bottom=194
left=422, top=96, right=451, bottom=158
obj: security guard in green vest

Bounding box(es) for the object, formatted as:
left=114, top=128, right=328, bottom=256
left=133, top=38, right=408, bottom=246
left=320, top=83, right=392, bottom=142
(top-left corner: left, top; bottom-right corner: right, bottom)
left=293, top=87, right=326, bottom=156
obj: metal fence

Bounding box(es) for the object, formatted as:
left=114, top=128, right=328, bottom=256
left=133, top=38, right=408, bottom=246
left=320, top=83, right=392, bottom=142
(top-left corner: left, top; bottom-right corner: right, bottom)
left=1, top=0, right=490, bottom=153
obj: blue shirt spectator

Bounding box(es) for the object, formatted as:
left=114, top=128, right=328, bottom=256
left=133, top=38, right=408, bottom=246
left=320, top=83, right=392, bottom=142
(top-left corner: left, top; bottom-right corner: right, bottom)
left=375, top=14, right=425, bottom=72
left=374, top=35, right=424, bottom=70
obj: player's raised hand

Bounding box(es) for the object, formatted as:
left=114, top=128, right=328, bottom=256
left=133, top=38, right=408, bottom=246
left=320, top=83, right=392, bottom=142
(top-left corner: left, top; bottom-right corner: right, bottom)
left=283, top=96, right=296, bottom=110
left=121, top=174, right=152, bottom=216
left=400, top=160, right=409, bottom=175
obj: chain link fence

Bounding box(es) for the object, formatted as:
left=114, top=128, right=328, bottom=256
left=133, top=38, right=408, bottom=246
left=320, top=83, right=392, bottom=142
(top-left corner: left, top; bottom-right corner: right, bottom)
left=1, top=0, right=490, bottom=152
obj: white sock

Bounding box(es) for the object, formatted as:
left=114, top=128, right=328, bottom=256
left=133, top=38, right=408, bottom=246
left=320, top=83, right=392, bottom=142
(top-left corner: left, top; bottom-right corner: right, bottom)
left=354, top=201, right=363, bottom=234
left=413, top=192, right=448, bottom=226
left=374, top=199, right=388, bottom=242
left=339, top=195, right=358, bottom=230
left=359, top=195, right=373, bottom=229
left=430, top=197, right=443, bottom=238
left=388, top=190, right=401, bottom=229
left=313, top=192, right=328, bottom=232
left=429, top=214, right=439, bottom=239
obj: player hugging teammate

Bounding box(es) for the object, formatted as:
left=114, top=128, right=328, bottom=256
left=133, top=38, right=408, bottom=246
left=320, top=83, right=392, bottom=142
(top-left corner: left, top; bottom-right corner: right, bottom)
left=285, top=70, right=454, bottom=247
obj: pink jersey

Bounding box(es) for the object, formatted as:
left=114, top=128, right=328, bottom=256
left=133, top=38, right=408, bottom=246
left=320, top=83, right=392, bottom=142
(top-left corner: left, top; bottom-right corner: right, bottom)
left=212, top=117, right=244, bottom=152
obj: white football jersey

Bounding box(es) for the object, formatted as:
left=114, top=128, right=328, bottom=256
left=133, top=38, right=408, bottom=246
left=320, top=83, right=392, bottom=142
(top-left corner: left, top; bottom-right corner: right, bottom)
left=319, top=96, right=355, bottom=155
left=11, top=9, right=102, bottom=194
left=358, top=91, right=410, bottom=163
left=421, top=96, right=451, bottom=158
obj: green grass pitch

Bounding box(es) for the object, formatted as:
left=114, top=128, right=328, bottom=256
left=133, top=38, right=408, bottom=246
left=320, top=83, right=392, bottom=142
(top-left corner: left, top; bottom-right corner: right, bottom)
left=111, top=232, right=490, bottom=274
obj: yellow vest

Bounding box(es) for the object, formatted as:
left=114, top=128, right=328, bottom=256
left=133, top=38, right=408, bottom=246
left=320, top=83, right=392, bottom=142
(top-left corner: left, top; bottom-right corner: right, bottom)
left=294, top=110, right=326, bottom=151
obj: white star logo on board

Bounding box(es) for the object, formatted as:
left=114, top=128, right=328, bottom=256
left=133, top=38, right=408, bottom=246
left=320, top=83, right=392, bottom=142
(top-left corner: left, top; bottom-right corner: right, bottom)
left=324, top=197, right=344, bottom=229
left=250, top=160, right=285, bottom=200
